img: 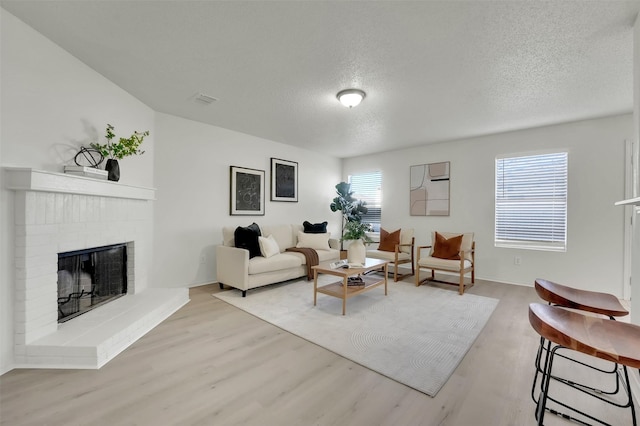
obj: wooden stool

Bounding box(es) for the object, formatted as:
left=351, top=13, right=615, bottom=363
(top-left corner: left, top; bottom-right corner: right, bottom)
left=531, top=279, right=629, bottom=407
left=529, top=303, right=640, bottom=426
left=534, top=278, right=629, bottom=318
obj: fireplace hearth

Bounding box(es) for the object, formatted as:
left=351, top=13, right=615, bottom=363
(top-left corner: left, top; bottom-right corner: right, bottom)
left=5, top=167, right=188, bottom=369
left=58, top=243, right=128, bottom=322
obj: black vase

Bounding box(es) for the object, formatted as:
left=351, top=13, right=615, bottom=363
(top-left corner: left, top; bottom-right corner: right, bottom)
left=105, top=159, right=120, bottom=182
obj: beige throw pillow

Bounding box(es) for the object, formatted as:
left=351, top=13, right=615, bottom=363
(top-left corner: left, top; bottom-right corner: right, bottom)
left=259, top=234, right=281, bottom=258
left=296, top=231, right=331, bottom=251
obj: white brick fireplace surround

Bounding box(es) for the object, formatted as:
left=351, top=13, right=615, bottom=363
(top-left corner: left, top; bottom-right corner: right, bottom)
left=4, top=168, right=189, bottom=369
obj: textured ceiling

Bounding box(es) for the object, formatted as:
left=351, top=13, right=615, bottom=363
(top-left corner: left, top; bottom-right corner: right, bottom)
left=2, top=1, right=639, bottom=158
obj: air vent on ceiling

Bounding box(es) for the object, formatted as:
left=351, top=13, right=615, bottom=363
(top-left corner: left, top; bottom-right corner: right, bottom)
left=194, top=93, right=218, bottom=105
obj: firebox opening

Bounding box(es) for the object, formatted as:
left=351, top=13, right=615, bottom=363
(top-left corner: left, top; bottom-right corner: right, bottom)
left=57, top=243, right=128, bottom=323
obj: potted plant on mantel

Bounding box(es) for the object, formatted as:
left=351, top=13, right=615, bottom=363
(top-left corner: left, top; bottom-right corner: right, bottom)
left=91, top=124, right=149, bottom=182
left=341, top=221, right=374, bottom=264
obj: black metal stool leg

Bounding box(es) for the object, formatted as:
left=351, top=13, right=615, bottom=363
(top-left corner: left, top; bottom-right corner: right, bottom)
left=536, top=344, right=637, bottom=426
left=622, top=365, right=637, bottom=426
left=531, top=336, right=546, bottom=403
left=536, top=343, right=557, bottom=426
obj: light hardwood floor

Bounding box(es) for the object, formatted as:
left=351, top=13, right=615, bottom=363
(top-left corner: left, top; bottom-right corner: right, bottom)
left=0, top=276, right=635, bottom=426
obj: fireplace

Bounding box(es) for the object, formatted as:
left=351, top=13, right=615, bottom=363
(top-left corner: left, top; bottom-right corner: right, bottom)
left=57, top=243, right=128, bottom=322
left=5, top=167, right=190, bottom=369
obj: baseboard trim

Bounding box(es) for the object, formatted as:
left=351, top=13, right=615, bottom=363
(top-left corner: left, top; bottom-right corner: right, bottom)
left=0, top=364, right=13, bottom=377
left=412, top=267, right=530, bottom=287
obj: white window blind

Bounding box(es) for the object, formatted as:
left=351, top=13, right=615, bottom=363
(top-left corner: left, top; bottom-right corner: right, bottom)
left=349, top=171, right=382, bottom=232
left=495, top=152, right=568, bottom=251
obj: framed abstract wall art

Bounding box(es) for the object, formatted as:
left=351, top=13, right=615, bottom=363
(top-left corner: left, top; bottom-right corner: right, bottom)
left=410, top=162, right=450, bottom=216
left=230, top=166, right=265, bottom=215
left=270, top=158, right=298, bottom=202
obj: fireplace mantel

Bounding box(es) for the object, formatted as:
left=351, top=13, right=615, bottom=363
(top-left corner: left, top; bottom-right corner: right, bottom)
left=3, top=167, right=155, bottom=200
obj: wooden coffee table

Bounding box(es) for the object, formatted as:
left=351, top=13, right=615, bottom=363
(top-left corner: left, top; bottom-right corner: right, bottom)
left=312, top=258, right=389, bottom=315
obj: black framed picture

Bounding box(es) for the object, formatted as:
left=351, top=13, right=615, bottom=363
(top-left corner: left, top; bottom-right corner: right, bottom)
left=230, top=166, right=265, bottom=215
left=271, top=158, right=298, bottom=202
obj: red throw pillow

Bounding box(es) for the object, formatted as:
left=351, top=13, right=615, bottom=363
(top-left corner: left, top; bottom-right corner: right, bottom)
left=378, top=228, right=401, bottom=252
left=432, top=232, right=462, bottom=260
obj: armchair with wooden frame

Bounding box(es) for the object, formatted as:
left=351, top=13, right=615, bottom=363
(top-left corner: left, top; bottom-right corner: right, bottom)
left=366, top=228, right=415, bottom=282
left=415, top=231, right=475, bottom=295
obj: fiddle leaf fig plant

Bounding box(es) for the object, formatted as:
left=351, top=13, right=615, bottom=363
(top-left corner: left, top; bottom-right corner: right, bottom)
left=330, top=181, right=369, bottom=249
left=91, top=124, right=148, bottom=160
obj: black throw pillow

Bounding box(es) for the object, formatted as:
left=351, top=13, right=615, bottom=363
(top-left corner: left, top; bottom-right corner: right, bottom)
left=234, top=223, right=262, bottom=258
left=303, top=221, right=328, bottom=234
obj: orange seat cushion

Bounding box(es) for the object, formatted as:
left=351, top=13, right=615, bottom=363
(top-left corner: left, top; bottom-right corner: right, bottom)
left=432, top=232, right=462, bottom=260
left=378, top=228, right=401, bottom=252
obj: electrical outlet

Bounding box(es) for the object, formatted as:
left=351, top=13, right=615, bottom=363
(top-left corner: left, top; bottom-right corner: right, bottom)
left=514, top=256, right=522, bottom=266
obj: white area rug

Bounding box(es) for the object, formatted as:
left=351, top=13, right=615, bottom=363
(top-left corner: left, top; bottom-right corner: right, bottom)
left=214, top=276, right=499, bottom=396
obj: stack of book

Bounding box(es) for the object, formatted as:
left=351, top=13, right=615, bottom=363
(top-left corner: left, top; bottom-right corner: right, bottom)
left=347, top=276, right=365, bottom=286
left=64, top=166, right=108, bottom=180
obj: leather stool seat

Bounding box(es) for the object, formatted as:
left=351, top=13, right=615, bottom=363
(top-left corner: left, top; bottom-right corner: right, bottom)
left=529, top=303, right=639, bottom=425
left=534, top=278, right=628, bottom=318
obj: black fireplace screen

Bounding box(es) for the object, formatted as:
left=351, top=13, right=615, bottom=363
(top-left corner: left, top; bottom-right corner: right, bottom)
left=57, top=243, right=127, bottom=322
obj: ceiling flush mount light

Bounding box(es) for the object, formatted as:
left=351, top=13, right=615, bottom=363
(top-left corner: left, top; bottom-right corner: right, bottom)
left=337, top=89, right=366, bottom=108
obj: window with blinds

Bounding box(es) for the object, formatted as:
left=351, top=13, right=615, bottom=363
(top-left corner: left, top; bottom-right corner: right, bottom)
left=349, top=171, right=382, bottom=232
left=495, top=152, right=568, bottom=251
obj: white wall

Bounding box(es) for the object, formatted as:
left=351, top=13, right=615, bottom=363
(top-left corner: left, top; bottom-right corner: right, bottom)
left=344, top=114, right=631, bottom=295
left=152, top=113, right=342, bottom=288
left=0, top=12, right=155, bottom=185
left=630, top=14, right=640, bottom=326
left=0, top=7, right=8, bottom=376
left=0, top=9, right=155, bottom=374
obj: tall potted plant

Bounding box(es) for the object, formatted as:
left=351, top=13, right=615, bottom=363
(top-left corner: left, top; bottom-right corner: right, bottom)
left=330, top=181, right=369, bottom=250
left=91, top=124, right=148, bottom=181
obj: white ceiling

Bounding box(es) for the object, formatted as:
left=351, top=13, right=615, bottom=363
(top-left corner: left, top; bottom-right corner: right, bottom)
left=2, top=1, right=640, bottom=158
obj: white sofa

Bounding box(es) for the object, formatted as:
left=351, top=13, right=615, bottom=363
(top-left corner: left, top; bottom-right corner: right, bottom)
left=216, top=224, right=340, bottom=296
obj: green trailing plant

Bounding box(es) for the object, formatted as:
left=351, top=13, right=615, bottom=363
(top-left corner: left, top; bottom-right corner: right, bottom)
left=91, top=124, right=148, bottom=160
left=341, top=221, right=374, bottom=244
left=330, top=181, right=369, bottom=249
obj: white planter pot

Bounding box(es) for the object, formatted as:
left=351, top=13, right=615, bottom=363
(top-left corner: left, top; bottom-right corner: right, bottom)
left=347, top=239, right=366, bottom=264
